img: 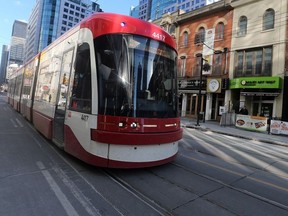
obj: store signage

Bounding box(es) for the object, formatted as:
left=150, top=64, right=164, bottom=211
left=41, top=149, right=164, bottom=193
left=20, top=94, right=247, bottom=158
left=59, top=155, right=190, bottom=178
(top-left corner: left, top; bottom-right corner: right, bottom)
left=230, top=76, right=282, bottom=89
left=207, top=78, right=221, bottom=93
left=235, top=115, right=267, bottom=132
left=178, top=79, right=207, bottom=90
left=270, top=120, right=288, bottom=136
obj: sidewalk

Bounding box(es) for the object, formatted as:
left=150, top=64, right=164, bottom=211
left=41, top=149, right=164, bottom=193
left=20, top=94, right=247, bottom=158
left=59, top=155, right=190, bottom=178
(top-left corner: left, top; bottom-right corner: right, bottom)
left=181, top=117, right=288, bottom=147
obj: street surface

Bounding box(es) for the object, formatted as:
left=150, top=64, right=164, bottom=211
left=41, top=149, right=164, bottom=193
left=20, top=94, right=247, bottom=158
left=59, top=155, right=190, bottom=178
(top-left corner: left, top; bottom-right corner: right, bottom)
left=1, top=93, right=288, bottom=216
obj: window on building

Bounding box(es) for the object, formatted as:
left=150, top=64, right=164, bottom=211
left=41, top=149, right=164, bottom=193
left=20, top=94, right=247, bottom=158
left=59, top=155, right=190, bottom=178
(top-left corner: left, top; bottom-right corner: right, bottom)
left=70, top=43, right=92, bottom=113
left=213, top=53, right=222, bottom=75
left=194, top=27, right=205, bottom=44
left=183, top=31, right=188, bottom=47
left=234, top=47, right=272, bottom=77
left=195, top=55, right=202, bottom=76
left=237, top=16, right=247, bottom=36
left=215, top=22, right=224, bottom=40
left=179, top=56, right=186, bottom=77
left=263, top=9, right=275, bottom=30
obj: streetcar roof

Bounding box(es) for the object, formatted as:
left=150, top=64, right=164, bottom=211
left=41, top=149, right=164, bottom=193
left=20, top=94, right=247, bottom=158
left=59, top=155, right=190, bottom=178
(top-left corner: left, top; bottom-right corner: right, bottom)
left=81, top=12, right=177, bottom=51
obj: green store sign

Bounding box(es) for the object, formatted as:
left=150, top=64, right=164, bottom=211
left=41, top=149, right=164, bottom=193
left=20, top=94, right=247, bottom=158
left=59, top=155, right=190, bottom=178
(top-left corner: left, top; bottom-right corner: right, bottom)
left=230, top=76, right=282, bottom=89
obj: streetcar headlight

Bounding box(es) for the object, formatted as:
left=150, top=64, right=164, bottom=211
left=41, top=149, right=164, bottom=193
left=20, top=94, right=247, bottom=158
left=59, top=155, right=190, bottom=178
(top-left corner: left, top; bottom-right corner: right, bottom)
left=130, top=122, right=138, bottom=129
left=121, top=22, right=126, bottom=27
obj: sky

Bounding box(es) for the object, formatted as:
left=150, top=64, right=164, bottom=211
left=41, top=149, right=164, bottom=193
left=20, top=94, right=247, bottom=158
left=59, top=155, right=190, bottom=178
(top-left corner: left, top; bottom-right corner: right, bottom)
left=0, top=0, right=139, bottom=60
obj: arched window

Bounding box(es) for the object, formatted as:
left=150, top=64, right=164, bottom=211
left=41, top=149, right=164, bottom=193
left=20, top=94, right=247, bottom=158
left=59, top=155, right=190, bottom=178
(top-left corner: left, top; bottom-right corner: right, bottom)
left=263, top=9, right=275, bottom=30
left=194, top=27, right=205, bottom=44
left=183, top=31, right=188, bottom=47
left=215, top=22, right=224, bottom=40
left=238, top=16, right=247, bottom=36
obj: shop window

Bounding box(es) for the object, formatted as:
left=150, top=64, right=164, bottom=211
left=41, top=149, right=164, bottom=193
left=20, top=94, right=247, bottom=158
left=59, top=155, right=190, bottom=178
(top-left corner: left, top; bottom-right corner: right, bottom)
left=70, top=43, right=92, bottom=113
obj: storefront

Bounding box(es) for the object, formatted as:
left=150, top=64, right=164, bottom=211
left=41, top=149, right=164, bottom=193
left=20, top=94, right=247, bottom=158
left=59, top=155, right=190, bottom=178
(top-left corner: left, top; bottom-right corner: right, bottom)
left=230, top=76, right=282, bottom=118
left=205, top=78, right=227, bottom=121
left=178, top=78, right=206, bottom=118
left=179, top=77, right=228, bottom=121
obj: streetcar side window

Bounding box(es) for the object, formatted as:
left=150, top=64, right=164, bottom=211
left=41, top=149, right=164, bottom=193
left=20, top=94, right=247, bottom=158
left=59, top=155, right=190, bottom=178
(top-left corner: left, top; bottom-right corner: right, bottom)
left=70, top=43, right=92, bottom=113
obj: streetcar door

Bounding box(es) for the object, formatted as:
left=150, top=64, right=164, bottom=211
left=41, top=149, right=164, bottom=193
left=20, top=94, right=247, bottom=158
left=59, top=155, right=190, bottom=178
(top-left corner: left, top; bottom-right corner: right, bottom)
left=53, top=49, right=74, bottom=147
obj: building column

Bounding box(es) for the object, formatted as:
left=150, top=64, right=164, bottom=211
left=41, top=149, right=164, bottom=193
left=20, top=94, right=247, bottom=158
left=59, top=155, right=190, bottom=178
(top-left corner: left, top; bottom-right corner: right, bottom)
left=181, top=93, right=187, bottom=117
left=205, top=93, right=212, bottom=120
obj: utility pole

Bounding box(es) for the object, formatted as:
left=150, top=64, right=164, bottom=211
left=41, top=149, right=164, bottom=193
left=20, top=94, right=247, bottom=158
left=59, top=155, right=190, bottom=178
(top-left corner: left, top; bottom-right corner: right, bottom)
left=196, top=53, right=203, bottom=126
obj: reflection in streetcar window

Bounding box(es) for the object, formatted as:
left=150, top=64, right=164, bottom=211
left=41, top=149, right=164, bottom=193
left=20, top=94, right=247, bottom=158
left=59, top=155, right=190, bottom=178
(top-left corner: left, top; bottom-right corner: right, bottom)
left=70, top=43, right=92, bottom=113
left=95, top=34, right=178, bottom=118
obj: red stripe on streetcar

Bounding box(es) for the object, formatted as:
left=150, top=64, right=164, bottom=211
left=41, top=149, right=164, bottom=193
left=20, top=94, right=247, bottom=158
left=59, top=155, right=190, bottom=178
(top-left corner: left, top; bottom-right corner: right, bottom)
left=91, top=129, right=183, bottom=145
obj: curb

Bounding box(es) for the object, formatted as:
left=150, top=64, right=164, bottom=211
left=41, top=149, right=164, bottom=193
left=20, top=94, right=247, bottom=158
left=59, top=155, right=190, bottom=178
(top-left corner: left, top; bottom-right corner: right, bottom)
left=184, top=124, right=288, bottom=148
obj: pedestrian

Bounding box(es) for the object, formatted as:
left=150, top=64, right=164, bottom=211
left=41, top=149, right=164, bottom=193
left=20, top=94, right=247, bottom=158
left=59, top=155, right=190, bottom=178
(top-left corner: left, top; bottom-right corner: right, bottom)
left=239, top=106, right=248, bottom=115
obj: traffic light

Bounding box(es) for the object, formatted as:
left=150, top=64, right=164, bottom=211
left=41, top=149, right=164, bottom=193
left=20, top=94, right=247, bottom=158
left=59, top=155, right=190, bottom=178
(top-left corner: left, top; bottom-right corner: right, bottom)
left=222, top=78, right=229, bottom=90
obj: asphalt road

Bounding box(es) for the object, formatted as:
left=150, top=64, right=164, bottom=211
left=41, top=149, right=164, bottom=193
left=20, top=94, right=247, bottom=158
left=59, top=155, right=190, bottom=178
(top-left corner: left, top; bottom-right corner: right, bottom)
left=1, top=93, right=288, bottom=216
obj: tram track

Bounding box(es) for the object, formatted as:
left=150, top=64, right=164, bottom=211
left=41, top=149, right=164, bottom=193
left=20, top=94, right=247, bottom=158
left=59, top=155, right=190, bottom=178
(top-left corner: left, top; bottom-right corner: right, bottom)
left=3, top=97, right=288, bottom=215
left=103, top=169, right=174, bottom=216
left=173, top=151, right=288, bottom=212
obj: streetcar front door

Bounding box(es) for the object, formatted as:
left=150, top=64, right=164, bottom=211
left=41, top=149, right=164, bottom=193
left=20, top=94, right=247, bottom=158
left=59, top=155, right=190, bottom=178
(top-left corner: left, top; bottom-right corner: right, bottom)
left=53, top=49, right=74, bottom=147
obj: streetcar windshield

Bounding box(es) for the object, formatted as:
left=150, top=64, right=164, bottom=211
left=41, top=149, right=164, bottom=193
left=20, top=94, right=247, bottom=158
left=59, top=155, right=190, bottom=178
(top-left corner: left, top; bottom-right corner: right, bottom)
left=95, top=34, right=178, bottom=118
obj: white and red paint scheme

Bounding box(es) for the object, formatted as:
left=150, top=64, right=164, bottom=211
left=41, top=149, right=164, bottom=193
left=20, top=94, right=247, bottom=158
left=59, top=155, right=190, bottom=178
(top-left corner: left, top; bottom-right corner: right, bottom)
left=7, top=13, right=182, bottom=168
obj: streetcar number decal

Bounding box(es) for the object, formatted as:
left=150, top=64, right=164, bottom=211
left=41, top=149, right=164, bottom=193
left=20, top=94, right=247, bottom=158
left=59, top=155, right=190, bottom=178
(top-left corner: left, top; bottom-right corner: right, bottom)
left=152, top=32, right=166, bottom=41
left=81, top=114, right=89, bottom=121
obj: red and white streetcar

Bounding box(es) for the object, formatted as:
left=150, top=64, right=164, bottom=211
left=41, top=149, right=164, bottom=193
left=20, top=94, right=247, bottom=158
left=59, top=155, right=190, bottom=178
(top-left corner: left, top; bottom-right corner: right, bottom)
left=7, top=13, right=182, bottom=168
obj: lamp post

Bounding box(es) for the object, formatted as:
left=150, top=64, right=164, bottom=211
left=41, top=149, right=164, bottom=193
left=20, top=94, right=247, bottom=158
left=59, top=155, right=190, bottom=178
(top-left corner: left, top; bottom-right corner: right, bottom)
left=196, top=53, right=203, bottom=126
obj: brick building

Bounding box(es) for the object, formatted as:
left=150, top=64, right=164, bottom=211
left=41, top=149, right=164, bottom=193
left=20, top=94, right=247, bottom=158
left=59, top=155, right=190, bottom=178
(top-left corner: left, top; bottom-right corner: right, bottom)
left=176, top=0, right=233, bottom=121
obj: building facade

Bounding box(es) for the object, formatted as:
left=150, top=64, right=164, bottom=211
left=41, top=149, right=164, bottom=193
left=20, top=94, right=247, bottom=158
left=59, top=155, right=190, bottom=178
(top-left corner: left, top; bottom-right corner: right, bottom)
left=138, top=0, right=151, bottom=20
left=229, top=0, right=288, bottom=120
left=152, top=0, right=288, bottom=122
left=9, top=20, right=27, bottom=66
left=176, top=0, right=233, bottom=121
left=0, top=45, right=9, bottom=84
left=134, top=0, right=222, bottom=21
left=25, top=0, right=101, bottom=62
left=150, top=0, right=177, bottom=20
left=163, top=0, right=221, bottom=14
